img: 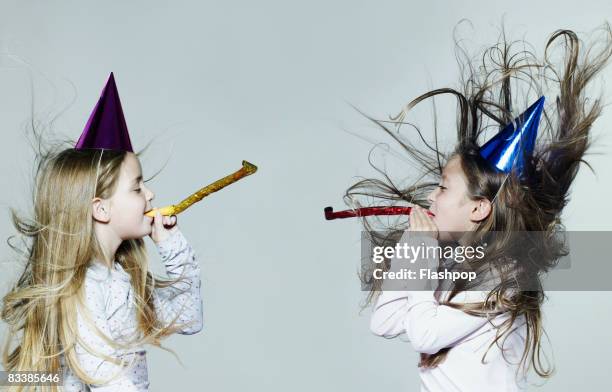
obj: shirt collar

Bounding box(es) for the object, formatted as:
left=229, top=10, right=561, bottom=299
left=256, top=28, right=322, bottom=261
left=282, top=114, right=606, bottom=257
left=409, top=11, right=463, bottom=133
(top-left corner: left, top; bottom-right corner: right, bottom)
left=87, top=259, right=131, bottom=282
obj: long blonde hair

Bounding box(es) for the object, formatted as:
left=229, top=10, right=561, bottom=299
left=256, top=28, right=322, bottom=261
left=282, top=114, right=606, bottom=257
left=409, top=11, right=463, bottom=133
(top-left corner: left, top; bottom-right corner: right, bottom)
left=2, top=146, right=182, bottom=390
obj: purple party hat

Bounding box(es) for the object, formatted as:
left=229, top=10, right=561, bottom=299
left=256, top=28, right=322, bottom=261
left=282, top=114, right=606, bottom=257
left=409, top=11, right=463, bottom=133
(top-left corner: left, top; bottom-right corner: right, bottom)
left=478, top=96, right=545, bottom=176
left=75, top=73, right=134, bottom=152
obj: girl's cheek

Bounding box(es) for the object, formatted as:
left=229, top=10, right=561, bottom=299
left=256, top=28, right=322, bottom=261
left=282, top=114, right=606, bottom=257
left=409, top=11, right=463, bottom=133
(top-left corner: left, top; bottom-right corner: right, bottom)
left=436, top=194, right=447, bottom=208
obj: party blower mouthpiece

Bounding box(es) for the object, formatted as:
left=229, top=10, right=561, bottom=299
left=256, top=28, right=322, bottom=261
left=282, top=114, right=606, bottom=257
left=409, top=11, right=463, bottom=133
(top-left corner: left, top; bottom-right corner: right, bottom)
left=324, top=206, right=434, bottom=220
left=145, top=160, right=257, bottom=217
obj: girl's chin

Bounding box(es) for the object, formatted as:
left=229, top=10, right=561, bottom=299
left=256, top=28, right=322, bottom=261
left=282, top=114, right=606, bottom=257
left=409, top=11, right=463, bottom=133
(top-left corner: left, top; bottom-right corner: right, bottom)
left=135, top=222, right=153, bottom=238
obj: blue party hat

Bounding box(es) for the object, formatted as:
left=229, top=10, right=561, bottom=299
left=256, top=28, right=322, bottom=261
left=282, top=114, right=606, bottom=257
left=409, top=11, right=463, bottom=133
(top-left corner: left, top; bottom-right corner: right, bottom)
left=478, top=96, right=545, bottom=176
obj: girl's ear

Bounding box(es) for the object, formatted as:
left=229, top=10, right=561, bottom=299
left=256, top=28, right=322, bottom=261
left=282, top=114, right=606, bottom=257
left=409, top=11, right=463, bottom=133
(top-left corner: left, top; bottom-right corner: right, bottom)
left=92, top=197, right=111, bottom=223
left=470, top=198, right=492, bottom=222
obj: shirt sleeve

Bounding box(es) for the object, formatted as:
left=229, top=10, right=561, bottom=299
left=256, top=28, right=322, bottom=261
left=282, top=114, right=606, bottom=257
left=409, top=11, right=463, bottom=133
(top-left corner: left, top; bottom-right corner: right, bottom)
left=75, top=279, right=143, bottom=391
left=153, top=229, right=204, bottom=335
left=369, top=231, right=491, bottom=355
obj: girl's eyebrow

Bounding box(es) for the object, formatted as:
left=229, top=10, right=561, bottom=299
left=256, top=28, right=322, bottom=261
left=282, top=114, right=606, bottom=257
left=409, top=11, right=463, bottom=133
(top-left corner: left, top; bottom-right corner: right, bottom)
left=133, top=175, right=143, bottom=184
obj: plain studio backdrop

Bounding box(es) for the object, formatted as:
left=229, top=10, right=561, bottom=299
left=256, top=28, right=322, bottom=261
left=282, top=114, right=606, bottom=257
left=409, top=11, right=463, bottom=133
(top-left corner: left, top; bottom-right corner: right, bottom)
left=1, top=1, right=611, bottom=391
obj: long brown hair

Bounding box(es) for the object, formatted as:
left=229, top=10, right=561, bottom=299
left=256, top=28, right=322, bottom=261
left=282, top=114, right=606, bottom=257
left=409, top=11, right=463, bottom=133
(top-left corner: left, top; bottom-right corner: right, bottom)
left=345, top=24, right=612, bottom=378
left=2, top=145, right=186, bottom=390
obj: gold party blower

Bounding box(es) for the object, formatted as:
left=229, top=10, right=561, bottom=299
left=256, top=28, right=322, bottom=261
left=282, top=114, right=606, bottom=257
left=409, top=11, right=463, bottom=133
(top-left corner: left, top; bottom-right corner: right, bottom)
left=145, top=160, right=257, bottom=217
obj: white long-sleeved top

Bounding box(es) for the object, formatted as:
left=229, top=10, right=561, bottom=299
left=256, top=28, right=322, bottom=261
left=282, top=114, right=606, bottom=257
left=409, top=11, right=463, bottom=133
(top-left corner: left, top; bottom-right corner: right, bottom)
left=370, top=231, right=528, bottom=392
left=62, top=230, right=203, bottom=391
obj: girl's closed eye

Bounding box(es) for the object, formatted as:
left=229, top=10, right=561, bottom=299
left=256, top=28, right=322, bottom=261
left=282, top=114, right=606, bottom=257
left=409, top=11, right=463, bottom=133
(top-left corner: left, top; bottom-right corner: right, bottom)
left=438, top=184, right=447, bottom=191
left=134, top=188, right=142, bottom=193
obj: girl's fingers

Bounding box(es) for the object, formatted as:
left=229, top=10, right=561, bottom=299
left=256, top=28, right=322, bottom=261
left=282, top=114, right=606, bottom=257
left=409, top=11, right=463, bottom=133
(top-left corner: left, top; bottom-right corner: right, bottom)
left=163, top=215, right=177, bottom=227
left=154, top=210, right=164, bottom=231
left=406, top=206, right=438, bottom=239
left=150, top=211, right=179, bottom=243
left=411, top=206, right=437, bottom=234
left=411, top=206, right=425, bottom=231
left=409, top=208, right=419, bottom=229
left=417, top=207, right=426, bottom=221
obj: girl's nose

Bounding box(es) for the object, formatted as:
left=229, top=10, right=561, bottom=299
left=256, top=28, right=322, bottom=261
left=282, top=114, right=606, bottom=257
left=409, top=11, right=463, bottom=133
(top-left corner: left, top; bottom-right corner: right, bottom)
left=143, top=185, right=155, bottom=202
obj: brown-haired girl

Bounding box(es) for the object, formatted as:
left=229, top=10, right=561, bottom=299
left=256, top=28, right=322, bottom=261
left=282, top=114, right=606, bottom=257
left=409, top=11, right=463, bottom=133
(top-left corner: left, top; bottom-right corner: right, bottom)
left=344, top=25, right=612, bottom=391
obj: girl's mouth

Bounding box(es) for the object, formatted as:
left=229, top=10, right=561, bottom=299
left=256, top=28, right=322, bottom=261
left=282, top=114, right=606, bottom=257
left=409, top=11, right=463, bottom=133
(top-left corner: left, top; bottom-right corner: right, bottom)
left=144, top=208, right=154, bottom=222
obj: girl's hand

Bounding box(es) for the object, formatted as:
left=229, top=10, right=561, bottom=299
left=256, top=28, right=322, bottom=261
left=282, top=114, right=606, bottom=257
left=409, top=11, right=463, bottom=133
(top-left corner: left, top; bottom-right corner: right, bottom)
left=408, top=205, right=439, bottom=240
left=150, top=209, right=179, bottom=244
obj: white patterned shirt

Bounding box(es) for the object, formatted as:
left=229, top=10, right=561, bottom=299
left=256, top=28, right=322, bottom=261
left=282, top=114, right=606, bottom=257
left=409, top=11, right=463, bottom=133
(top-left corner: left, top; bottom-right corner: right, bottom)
left=370, top=232, right=528, bottom=392
left=62, top=230, right=203, bottom=391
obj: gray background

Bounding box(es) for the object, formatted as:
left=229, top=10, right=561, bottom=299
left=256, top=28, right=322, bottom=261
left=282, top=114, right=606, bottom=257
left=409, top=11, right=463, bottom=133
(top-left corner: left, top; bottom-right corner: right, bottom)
left=1, top=1, right=611, bottom=391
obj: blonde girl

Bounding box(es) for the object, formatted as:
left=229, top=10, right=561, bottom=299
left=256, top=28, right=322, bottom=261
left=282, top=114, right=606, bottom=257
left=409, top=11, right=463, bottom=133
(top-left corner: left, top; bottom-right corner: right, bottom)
left=2, top=74, right=203, bottom=391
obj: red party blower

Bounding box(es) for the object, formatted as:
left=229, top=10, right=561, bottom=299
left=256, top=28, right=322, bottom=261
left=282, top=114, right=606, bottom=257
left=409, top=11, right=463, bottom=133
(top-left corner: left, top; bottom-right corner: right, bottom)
left=324, top=206, right=435, bottom=220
